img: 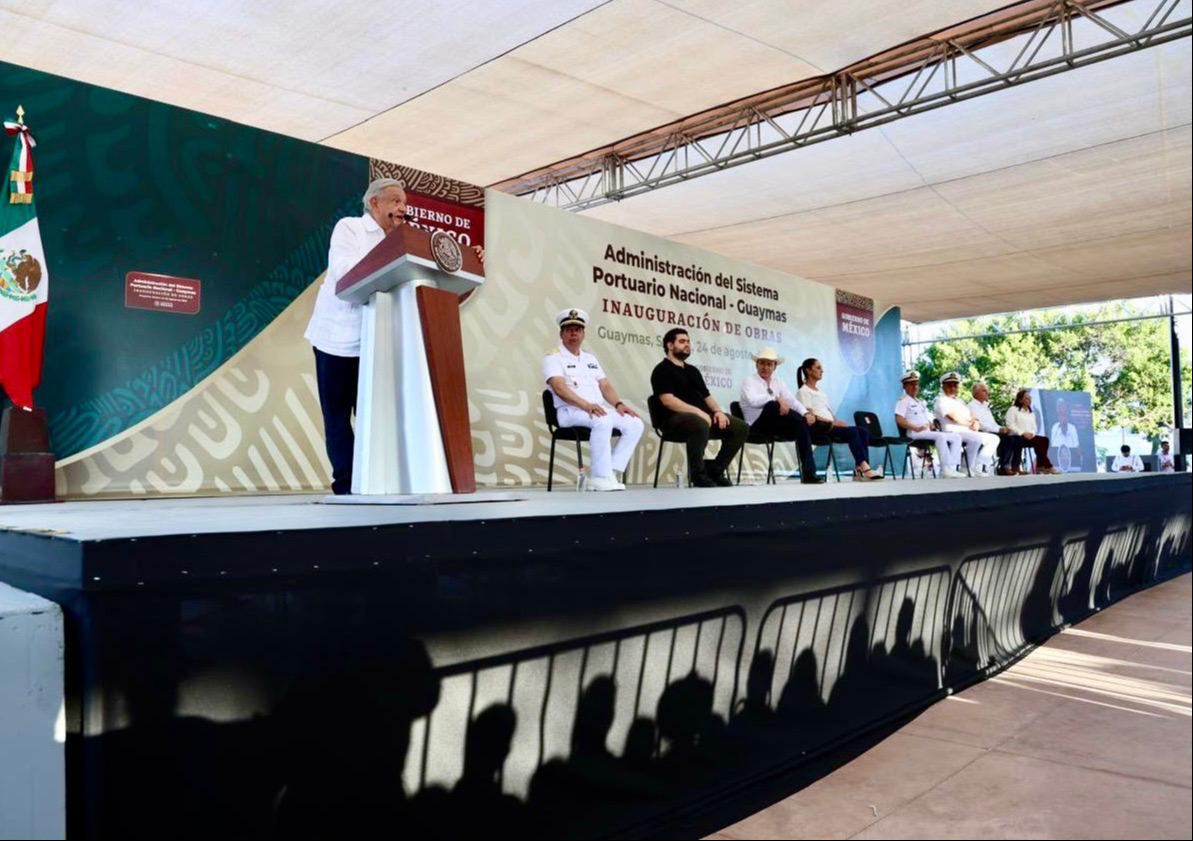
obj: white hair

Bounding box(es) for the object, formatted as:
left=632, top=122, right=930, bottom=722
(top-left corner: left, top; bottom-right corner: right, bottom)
left=362, top=178, right=406, bottom=213
left=972, top=381, right=989, bottom=395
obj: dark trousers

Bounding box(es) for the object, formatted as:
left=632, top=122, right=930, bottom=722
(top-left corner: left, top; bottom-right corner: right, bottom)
left=750, top=402, right=817, bottom=475
left=816, top=423, right=871, bottom=467
left=663, top=413, right=749, bottom=479
left=1026, top=435, right=1054, bottom=471
left=996, top=433, right=1025, bottom=469
left=313, top=347, right=359, bottom=495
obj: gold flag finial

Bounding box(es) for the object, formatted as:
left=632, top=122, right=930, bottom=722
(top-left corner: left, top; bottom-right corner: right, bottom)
left=15, top=105, right=25, bottom=124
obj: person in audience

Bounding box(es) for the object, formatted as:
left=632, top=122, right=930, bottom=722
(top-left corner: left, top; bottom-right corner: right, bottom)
left=1158, top=440, right=1176, bottom=474
left=894, top=371, right=964, bottom=478
left=968, top=382, right=1022, bottom=476
left=1005, top=389, right=1061, bottom=475
left=739, top=348, right=824, bottom=485
left=1111, top=445, right=1144, bottom=474
left=544, top=308, right=645, bottom=491
left=796, top=359, right=883, bottom=481
left=651, top=328, right=748, bottom=488
left=933, top=372, right=1000, bottom=477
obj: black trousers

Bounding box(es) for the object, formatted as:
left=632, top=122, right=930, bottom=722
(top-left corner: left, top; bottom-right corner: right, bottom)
left=996, top=433, right=1026, bottom=469
left=662, top=413, right=749, bottom=478
left=313, top=347, right=359, bottom=495
left=750, top=402, right=817, bottom=475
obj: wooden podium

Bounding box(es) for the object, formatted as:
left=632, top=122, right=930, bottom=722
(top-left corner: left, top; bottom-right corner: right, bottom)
left=335, top=226, right=482, bottom=495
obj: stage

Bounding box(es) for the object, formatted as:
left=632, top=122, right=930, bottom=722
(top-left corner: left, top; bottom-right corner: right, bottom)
left=1, top=473, right=1190, bottom=839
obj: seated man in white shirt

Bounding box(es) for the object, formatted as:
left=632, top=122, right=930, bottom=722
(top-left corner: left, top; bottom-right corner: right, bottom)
left=1158, top=441, right=1176, bottom=474
left=894, top=371, right=965, bottom=478
left=543, top=308, right=645, bottom=491
left=1111, top=445, right=1145, bottom=474
left=739, top=348, right=824, bottom=484
left=968, top=382, right=1023, bottom=476
left=933, top=372, right=1000, bottom=477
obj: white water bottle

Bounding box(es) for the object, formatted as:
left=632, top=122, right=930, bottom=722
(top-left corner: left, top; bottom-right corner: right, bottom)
left=576, top=468, right=589, bottom=493
left=674, top=469, right=686, bottom=489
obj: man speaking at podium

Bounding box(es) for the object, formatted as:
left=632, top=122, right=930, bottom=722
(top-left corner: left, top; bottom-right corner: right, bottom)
left=305, top=178, right=482, bottom=494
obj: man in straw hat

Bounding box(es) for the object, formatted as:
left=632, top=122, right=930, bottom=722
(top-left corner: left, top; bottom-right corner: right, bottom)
left=544, top=308, right=645, bottom=491
left=895, top=371, right=965, bottom=478
left=739, top=348, right=825, bottom=484
left=934, top=371, right=1000, bottom=477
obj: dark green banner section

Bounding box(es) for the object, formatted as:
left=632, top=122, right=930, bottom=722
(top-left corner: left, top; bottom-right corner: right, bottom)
left=1, top=61, right=368, bottom=458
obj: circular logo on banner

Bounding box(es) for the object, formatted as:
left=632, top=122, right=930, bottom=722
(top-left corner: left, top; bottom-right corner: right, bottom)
left=0, top=249, right=42, bottom=302
left=430, top=230, right=464, bottom=274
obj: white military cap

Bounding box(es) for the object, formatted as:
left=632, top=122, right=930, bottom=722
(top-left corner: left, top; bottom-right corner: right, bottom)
left=940, top=371, right=962, bottom=385
left=901, top=370, right=920, bottom=384
left=751, top=347, right=784, bottom=365
left=556, top=308, right=589, bottom=328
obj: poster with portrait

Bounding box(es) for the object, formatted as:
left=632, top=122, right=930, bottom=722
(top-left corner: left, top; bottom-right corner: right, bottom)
left=1034, top=389, right=1096, bottom=473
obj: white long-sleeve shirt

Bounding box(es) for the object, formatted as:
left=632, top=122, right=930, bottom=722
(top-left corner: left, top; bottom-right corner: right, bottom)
left=304, top=213, right=386, bottom=357
left=740, top=373, right=807, bottom=426
left=797, top=384, right=835, bottom=423
left=967, top=399, right=1003, bottom=433
left=1111, top=454, right=1144, bottom=473
left=1004, top=406, right=1038, bottom=436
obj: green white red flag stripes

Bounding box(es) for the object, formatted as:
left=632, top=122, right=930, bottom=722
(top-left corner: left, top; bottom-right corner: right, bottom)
left=0, top=110, right=48, bottom=409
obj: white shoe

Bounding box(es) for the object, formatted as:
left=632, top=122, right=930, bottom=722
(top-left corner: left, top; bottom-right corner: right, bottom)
left=942, top=467, right=964, bottom=479
left=589, top=476, right=624, bottom=492
left=979, top=468, right=995, bottom=478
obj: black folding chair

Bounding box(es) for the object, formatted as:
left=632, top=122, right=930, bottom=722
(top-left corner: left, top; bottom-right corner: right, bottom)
left=542, top=389, right=619, bottom=491
left=647, top=395, right=690, bottom=487
left=854, top=411, right=901, bottom=479
left=731, top=402, right=777, bottom=485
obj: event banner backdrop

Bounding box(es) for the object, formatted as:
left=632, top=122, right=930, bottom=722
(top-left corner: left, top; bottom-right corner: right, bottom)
left=16, top=55, right=900, bottom=498
left=465, top=192, right=901, bottom=488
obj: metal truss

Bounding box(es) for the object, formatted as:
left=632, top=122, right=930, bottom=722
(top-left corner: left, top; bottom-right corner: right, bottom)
left=493, top=0, right=1191, bottom=212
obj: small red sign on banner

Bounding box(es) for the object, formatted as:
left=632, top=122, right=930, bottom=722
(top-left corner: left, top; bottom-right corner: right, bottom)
left=125, top=272, right=201, bottom=315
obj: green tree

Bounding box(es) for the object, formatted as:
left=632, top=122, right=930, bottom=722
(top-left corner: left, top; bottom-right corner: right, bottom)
left=912, top=303, right=1191, bottom=438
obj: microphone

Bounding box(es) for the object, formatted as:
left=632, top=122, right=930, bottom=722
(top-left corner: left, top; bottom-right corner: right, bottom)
left=388, top=211, right=417, bottom=226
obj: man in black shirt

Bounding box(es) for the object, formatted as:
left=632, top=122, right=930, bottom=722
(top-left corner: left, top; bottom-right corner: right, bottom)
left=650, top=328, right=749, bottom=487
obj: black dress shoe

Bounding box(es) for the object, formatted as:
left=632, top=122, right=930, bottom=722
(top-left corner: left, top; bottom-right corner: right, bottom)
left=801, top=475, right=827, bottom=485
left=705, top=460, right=733, bottom=487
left=690, top=472, right=717, bottom=488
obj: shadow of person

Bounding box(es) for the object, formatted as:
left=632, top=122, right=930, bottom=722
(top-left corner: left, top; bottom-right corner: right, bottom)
left=775, top=649, right=828, bottom=750
left=90, top=604, right=277, bottom=840
left=271, top=636, right=440, bottom=840
left=879, top=598, right=938, bottom=702
left=944, top=609, right=982, bottom=687
left=826, top=613, right=875, bottom=730
left=733, top=649, right=776, bottom=728
left=654, top=673, right=727, bottom=793
left=528, top=676, right=655, bottom=839
left=449, top=704, right=524, bottom=839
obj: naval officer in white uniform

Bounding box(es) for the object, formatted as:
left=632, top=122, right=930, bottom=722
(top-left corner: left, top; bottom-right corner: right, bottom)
left=934, top=371, right=1000, bottom=476
left=895, top=371, right=965, bottom=478
left=543, top=308, right=645, bottom=491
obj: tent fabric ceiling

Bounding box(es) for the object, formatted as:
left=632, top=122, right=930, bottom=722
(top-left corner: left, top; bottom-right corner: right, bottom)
left=0, top=0, right=609, bottom=142
left=581, top=32, right=1192, bottom=321
left=0, top=0, right=1188, bottom=320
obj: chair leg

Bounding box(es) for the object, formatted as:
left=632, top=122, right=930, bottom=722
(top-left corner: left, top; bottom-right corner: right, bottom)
left=575, top=437, right=583, bottom=471
left=736, top=447, right=744, bottom=485
left=548, top=437, right=557, bottom=492
left=831, top=445, right=841, bottom=482
left=767, top=441, right=776, bottom=485
left=654, top=441, right=664, bottom=488
left=884, top=446, right=896, bottom=479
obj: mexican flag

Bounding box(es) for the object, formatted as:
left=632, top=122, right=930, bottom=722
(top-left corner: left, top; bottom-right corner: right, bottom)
left=0, top=111, right=47, bottom=410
